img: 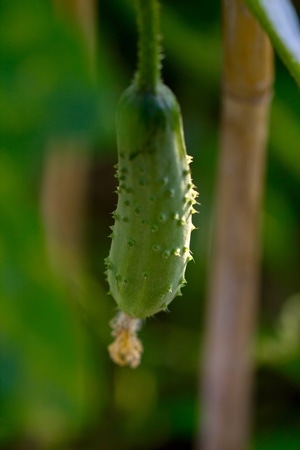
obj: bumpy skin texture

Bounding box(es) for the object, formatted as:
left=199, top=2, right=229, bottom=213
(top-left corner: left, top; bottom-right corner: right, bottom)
left=105, top=83, right=197, bottom=319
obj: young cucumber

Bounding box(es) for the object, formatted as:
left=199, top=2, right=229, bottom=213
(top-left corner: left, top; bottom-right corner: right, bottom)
left=105, top=82, right=197, bottom=319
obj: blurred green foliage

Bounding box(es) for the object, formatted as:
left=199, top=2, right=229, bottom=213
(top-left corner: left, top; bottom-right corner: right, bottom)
left=0, top=0, right=300, bottom=449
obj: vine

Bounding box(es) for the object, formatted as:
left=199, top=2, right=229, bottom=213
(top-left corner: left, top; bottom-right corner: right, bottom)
left=134, top=0, right=162, bottom=91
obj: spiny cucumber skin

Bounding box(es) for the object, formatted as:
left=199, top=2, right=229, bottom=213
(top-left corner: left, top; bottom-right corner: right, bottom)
left=106, top=83, right=197, bottom=319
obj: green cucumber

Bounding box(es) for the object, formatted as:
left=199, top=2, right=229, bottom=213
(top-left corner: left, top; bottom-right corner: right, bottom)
left=105, top=82, right=197, bottom=319
left=106, top=0, right=198, bottom=367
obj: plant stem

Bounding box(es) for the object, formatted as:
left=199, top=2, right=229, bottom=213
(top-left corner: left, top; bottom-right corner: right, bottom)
left=134, top=0, right=162, bottom=92
left=199, top=1, right=274, bottom=449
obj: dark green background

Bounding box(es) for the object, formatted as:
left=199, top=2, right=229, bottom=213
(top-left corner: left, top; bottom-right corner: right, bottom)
left=1, top=0, right=300, bottom=448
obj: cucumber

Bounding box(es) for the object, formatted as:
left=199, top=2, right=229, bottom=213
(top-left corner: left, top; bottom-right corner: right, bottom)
left=106, top=0, right=198, bottom=367
left=105, top=83, right=197, bottom=319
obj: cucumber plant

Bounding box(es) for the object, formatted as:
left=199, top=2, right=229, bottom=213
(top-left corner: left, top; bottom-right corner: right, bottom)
left=106, top=0, right=198, bottom=368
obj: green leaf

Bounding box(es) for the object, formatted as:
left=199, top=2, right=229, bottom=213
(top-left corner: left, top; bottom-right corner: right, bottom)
left=245, top=0, right=300, bottom=86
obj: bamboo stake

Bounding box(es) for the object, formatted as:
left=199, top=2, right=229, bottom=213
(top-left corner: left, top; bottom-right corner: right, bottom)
left=41, top=0, right=97, bottom=278
left=53, top=0, right=98, bottom=76
left=199, top=1, right=273, bottom=450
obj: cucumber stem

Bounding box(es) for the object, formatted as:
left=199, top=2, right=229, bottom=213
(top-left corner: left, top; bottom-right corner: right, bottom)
left=134, top=0, right=162, bottom=92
